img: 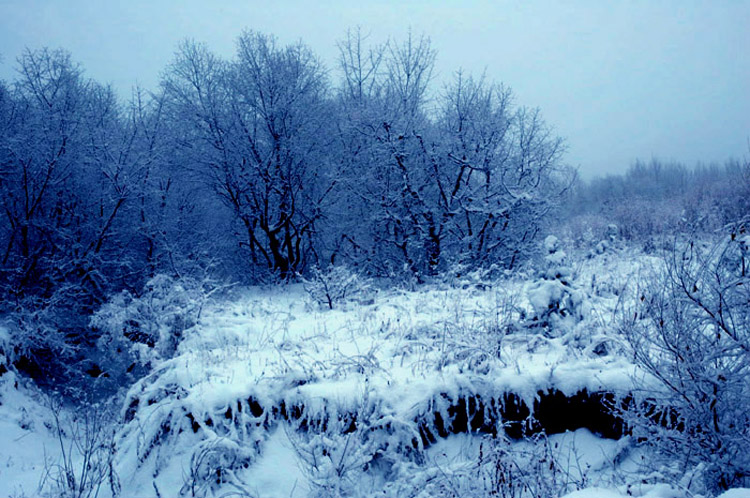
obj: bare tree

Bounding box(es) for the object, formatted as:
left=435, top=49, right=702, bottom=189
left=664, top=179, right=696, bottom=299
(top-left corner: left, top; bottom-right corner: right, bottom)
left=337, top=27, right=385, bottom=106
left=163, top=34, right=335, bottom=280
left=334, top=32, right=439, bottom=279
left=0, top=49, right=175, bottom=386
left=0, top=49, right=88, bottom=299
left=335, top=32, right=569, bottom=279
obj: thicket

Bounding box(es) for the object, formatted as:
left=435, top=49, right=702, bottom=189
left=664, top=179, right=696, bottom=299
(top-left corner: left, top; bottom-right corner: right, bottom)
left=620, top=225, right=750, bottom=493
left=0, top=31, right=571, bottom=389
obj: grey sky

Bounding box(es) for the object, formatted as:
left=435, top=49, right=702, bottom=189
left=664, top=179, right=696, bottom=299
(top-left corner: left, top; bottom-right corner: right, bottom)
left=1, top=0, right=748, bottom=178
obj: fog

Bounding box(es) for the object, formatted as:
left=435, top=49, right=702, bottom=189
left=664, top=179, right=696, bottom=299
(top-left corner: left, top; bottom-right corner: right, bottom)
left=1, top=0, right=748, bottom=177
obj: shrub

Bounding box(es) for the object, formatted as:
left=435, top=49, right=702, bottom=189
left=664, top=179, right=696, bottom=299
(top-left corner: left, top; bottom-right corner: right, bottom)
left=4, top=285, right=93, bottom=390
left=92, top=274, right=212, bottom=370
left=40, top=397, right=120, bottom=498
left=302, top=265, right=372, bottom=310
left=619, top=227, right=750, bottom=492
left=525, top=236, right=585, bottom=336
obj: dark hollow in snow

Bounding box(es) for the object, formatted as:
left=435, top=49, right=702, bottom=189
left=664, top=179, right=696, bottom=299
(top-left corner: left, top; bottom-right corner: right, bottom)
left=418, top=389, right=625, bottom=444
left=532, top=390, right=625, bottom=439
left=173, top=388, right=627, bottom=449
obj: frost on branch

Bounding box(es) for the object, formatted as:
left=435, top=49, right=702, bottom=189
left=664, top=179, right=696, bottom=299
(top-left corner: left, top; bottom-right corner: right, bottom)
left=302, top=265, right=373, bottom=310
left=620, top=229, right=750, bottom=492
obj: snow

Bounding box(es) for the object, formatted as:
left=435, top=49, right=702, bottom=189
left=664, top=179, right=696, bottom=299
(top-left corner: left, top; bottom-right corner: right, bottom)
left=718, top=490, right=750, bottom=498
left=0, top=245, right=715, bottom=497
left=561, top=488, right=628, bottom=498
left=0, top=372, right=63, bottom=497
left=242, top=427, right=307, bottom=497
left=104, top=248, right=657, bottom=496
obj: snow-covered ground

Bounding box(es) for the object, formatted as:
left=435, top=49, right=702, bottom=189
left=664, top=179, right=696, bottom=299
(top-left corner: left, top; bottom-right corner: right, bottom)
left=0, top=371, right=58, bottom=498
left=2, top=245, right=747, bottom=497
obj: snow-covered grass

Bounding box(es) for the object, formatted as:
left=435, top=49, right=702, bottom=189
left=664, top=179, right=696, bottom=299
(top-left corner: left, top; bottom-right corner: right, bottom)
left=0, top=369, right=120, bottom=498
left=108, top=247, right=663, bottom=497
left=5, top=243, right=744, bottom=497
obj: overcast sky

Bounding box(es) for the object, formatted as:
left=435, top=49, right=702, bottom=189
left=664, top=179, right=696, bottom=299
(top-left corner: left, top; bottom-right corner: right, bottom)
left=0, top=0, right=748, bottom=178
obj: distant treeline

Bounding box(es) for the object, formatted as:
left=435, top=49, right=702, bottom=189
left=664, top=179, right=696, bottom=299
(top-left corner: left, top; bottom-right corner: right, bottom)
left=565, top=158, right=749, bottom=246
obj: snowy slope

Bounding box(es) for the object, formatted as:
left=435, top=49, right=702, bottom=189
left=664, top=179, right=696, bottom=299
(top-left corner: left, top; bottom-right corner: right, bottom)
left=0, top=371, right=64, bottom=497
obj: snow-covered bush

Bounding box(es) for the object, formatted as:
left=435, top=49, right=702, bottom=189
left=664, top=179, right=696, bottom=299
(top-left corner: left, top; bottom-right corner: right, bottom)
left=589, top=224, right=622, bottom=256
left=525, top=236, right=586, bottom=336
left=91, top=274, right=211, bottom=370
left=289, top=423, right=378, bottom=497
left=302, top=265, right=372, bottom=310
left=620, top=229, right=750, bottom=492
left=288, top=391, right=424, bottom=498
left=4, top=284, right=94, bottom=390
left=445, top=263, right=502, bottom=290
left=563, top=213, right=611, bottom=250
left=181, top=437, right=257, bottom=498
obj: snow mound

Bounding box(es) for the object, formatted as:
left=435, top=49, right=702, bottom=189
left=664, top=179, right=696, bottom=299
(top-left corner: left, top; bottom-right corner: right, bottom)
left=113, top=270, right=644, bottom=495
left=718, top=490, right=750, bottom=498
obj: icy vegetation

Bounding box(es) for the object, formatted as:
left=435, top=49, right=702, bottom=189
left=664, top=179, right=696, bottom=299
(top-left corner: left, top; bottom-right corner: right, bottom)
left=4, top=235, right=750, bottom=497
